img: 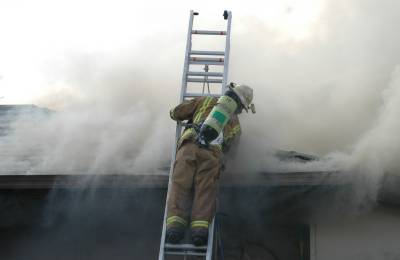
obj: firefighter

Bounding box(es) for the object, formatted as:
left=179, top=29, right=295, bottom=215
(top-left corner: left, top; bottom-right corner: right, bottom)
left=166, top=83, right=255, bottom=246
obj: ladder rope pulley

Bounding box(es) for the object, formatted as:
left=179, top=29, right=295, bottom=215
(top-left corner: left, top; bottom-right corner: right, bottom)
left=202, top=65, right=210, bottom=94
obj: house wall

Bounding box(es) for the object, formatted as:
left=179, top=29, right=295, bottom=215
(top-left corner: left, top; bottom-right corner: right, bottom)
left=311, top=206, right=400, bottom=260
left=0, top=186, right=309, bottom=260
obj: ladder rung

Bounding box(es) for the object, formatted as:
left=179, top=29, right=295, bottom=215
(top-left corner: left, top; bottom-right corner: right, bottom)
left=189, top=57, right=224, bottom=65
left=192, top=30, right=226, bottom=35
left=165, top=243, right=207, bottom=251
left=184, top=93, right=221, bottom=98
left=187, top=71, right=223, bottom=77
left=190, top=57, right=224, bottom=62
left=165, top=251, right=206, bottom=256
left=190, top=61, right=224, bottom=65
left=190, top=50, right=225, bottom=56
left=187, top=78, right=222, bottom=84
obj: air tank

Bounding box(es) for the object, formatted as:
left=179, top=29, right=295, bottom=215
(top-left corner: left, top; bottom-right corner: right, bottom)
left=197, top=89, right=241, bottom=146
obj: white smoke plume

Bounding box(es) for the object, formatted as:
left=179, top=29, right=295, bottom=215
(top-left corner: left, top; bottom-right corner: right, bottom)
left=229, top=0, right=400, bottom=176
left=0, top=48, right=180, bottom=174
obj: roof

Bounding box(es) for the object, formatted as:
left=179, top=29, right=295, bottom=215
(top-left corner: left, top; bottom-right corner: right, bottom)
left=0, top=104, right=52, bottom=136
left=1, top=172, right=400, bottom=206
left=0, top=171, right=346, bottom=189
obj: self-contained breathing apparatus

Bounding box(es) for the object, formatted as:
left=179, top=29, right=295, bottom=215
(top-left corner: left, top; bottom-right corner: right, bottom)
left=184, top=83, right=255, bottom=148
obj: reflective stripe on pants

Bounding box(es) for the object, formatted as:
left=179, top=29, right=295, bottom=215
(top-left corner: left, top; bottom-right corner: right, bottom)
left=191, top=220, right=209, bottom=229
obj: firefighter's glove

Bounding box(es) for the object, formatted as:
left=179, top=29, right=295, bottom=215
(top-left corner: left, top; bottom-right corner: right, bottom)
left=196, top=134, right=209, bottom=148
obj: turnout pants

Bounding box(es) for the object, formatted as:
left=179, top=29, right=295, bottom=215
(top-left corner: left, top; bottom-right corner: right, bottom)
left=167, top=141, right=221, bottom=231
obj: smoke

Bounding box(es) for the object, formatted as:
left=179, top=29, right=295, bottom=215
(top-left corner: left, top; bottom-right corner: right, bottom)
left=233, top=0, right=398, bottom=153
left=222, top=0, right=400, bottom=208
left=0, top=41, right=185, bottom=174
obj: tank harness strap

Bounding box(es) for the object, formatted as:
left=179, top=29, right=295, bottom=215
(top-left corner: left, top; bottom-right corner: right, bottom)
left=194, top=97, right=213, bottom=124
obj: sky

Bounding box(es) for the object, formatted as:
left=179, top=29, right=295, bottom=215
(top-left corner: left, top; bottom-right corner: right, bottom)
left=0, top=0, right=323, bottom=104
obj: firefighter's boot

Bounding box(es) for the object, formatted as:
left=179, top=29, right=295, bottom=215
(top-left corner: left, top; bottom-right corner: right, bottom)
left=191, top=228, right=208, bottom=246
left=166, top=226, right=185, bottom=244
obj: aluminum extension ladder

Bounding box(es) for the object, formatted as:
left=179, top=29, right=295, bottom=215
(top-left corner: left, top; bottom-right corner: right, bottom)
left=158, top=10, right=232, bottom=260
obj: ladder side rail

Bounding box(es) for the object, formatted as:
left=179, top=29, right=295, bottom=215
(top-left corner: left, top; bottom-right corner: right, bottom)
left=158, top=10, right=195, bottom=260
left=179, top=10, right=195, bottom=103
left=222, top=11, right=232, bottom=93
left=205, top=217, right=216, bottom=260
left=158, top=124, right=183, bottom=260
